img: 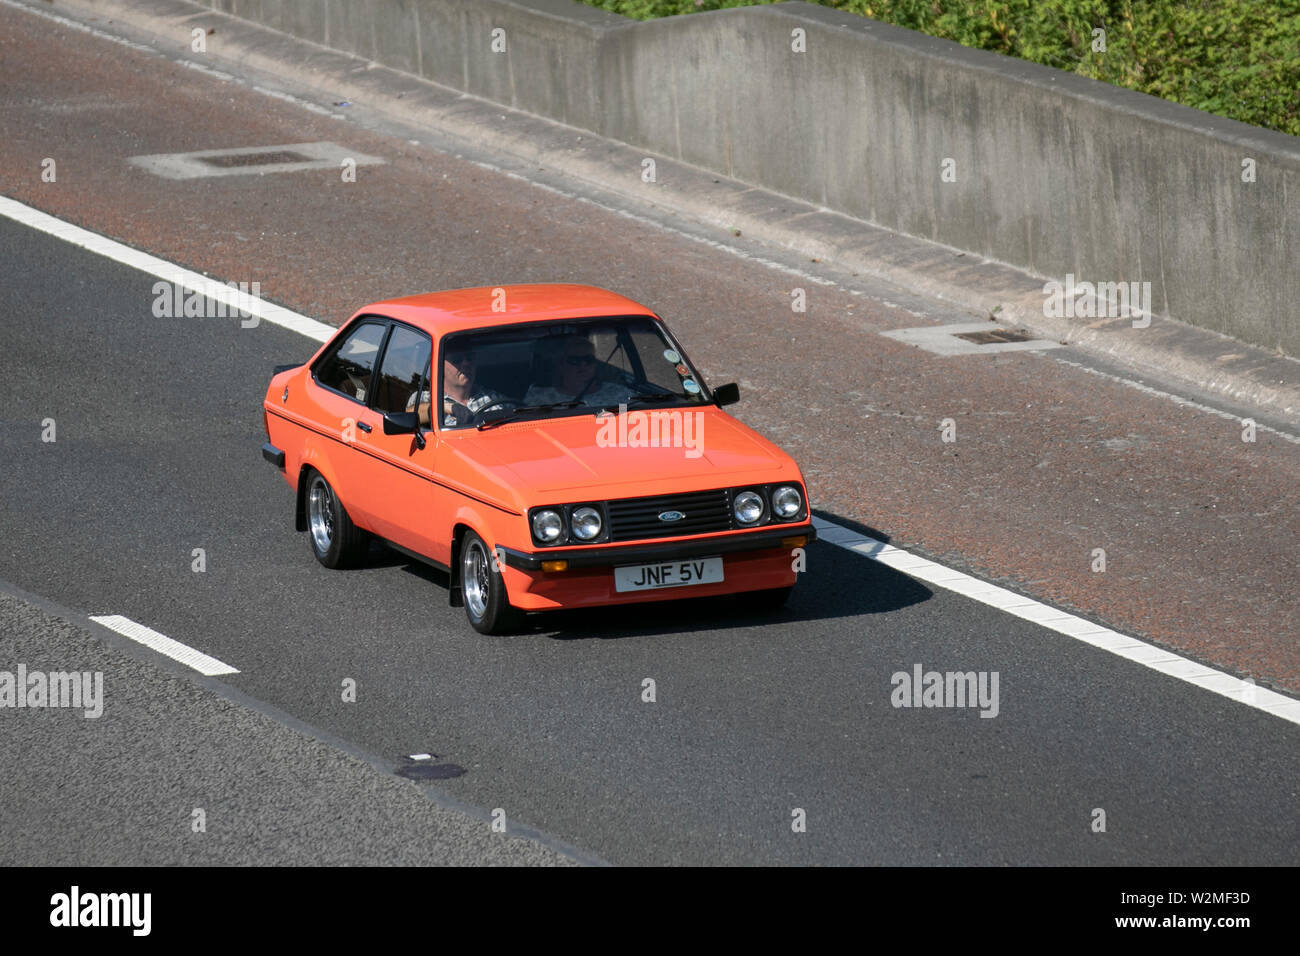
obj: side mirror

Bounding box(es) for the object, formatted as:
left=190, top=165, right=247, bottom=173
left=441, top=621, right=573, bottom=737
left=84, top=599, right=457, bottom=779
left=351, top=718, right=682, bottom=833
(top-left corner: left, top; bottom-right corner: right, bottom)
left=382, top=411, right=420, bottom=435
left=383, top=411, right=426, bottom=449
left=712, top=382, right=739, bottom=407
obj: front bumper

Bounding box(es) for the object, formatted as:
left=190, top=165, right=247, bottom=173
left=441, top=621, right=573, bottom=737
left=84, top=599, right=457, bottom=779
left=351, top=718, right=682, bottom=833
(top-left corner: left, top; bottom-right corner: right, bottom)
left=497, top=523, right=816, bottom=571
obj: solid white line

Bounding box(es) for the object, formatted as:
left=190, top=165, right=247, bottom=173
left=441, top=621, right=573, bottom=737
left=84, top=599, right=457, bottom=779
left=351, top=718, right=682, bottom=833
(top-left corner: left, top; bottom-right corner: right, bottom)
left=89, top=614, right=239, bottom=677
left=1, top=104, right=1293, bottom=727
left=0, top=196, right=336, bottom=343
left=811, top=519, right=1300, bottom=726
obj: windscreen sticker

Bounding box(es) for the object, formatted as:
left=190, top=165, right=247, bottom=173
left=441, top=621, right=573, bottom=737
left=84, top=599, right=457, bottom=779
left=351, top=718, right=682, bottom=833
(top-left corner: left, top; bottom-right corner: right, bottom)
left=682, top=379, right=701, bottom=394
left=663, top=349, right=681, bottom=364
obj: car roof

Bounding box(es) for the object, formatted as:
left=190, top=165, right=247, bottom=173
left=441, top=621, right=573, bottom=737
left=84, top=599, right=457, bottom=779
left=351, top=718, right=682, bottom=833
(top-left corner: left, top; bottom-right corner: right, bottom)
left=355, top=284, right=659, bottom=337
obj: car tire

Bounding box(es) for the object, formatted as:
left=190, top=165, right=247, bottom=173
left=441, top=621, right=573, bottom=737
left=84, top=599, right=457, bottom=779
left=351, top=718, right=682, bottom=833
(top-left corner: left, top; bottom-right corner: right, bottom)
left=460, top=530, right=524, bottom=635
left=304, top=469, right=369, bottom=569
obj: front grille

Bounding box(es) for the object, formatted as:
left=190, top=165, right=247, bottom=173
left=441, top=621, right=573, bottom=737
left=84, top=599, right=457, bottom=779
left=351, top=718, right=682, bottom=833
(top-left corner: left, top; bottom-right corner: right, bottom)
left=606, top=488, right=732, bottom=542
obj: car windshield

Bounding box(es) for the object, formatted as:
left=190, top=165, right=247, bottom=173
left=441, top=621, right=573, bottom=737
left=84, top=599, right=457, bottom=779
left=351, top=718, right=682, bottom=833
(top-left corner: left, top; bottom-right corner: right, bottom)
left=437, top=316, right=709, bottom=429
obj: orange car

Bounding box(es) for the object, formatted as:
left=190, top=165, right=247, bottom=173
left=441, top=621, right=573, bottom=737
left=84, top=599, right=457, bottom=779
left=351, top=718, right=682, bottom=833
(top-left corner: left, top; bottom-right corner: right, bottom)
left=261, top=284, right=815, bottom=633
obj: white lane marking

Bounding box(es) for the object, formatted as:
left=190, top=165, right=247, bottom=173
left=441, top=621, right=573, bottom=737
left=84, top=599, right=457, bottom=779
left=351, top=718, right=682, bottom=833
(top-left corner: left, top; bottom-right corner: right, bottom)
left=409, top=753, right=432, bottom=761
left=0, top=196, right=335, bottom=343
left=1052, top=357, right=1300, bottom=445
left=90, top=614, right=239, bottom=677
left=0, top=75, right=1293, bottom=729
left=180, top=60, right=235, bottom=82
left=251, top=85, right=340, bottom=117
left=817, top=516, right=1300, bottom=726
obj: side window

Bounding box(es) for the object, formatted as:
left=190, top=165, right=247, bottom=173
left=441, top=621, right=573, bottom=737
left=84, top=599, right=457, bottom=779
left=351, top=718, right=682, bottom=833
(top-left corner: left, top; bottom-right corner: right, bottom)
left=315, top=321, right=387, bottom=402
left=373, top=325, right=432, bottom=418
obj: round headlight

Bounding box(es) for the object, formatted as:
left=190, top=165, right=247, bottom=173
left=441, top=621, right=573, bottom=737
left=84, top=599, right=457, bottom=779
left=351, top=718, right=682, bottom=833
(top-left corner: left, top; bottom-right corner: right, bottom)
left=771, top=485, right=802, bottom=519
left=571, top=506, right=602, bottom=541
left=532, top=509, right=563, bottom=543
left=733, top=490, right=764, bottom=525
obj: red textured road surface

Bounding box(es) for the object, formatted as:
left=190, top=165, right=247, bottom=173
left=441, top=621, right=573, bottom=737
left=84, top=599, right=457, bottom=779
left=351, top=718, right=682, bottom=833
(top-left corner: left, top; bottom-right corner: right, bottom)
left=2, top=3, right=1296, bottom=692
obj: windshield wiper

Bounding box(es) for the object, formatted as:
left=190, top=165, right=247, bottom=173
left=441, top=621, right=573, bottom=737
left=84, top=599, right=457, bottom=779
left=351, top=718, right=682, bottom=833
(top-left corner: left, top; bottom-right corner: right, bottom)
left=596, top=392, right=682, bottom=413
left=477, top=401, right=584, bottom=430
left=628, top=392, right=680, bottom=403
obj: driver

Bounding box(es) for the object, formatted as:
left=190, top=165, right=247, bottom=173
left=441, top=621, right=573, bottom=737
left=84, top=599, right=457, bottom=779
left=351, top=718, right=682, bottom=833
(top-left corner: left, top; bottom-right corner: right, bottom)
left=407, top=345, right=508, bottom=428
left=524, top=334, right=631, bottom=406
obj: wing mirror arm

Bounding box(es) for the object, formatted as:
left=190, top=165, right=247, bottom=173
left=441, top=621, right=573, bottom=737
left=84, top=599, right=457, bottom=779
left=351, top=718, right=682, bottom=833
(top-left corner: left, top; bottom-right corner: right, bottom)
left=382, top=411, right=426, bottom=449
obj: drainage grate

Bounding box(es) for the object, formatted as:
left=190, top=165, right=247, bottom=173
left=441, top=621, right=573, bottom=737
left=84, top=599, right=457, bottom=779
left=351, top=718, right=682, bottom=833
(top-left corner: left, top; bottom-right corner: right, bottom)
left=128, top=141, right=385, bottom=179
left=197, top=150, right=313, bottom=168
left=880, top=322, right=1064, bottom=356
left=954, top=328, right=1035, bottom=345
left=396, top=763, right=467, bottom=781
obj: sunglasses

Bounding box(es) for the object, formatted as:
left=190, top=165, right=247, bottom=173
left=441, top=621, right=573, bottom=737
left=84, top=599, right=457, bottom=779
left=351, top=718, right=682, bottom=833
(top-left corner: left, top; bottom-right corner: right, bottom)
left=564, top=355, right=596, bottom=367
left=446, top=351, right=476, bottom=364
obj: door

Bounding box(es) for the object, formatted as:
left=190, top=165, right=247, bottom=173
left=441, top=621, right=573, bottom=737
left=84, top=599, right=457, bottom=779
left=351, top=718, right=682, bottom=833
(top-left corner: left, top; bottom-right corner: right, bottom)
left=351, top=321, right=440, bottom=556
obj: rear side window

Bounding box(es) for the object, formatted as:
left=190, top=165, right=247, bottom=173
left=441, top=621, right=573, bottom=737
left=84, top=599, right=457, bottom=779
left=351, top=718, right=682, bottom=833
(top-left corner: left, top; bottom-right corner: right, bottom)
left=373, top=324, right=432, bottom=415
left=314, top=321, right=387, bottom=402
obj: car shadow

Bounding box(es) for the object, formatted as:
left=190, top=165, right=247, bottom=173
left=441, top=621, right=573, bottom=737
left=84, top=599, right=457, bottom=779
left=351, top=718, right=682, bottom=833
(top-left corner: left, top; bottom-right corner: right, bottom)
left=811, top=508, right=892, bottom=544
left=531, top=538, right=930, bottom=640
left=387, top=512, right=931, bottom=639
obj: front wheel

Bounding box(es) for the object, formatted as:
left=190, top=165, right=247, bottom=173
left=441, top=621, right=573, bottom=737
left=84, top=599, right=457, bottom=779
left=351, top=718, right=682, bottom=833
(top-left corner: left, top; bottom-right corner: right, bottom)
left=460, top=531, right=524, bottom=635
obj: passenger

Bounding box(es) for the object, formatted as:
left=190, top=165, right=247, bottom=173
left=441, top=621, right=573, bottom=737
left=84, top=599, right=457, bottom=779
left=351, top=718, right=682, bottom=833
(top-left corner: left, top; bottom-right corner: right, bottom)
left=524, top=335, right=630, bottom=406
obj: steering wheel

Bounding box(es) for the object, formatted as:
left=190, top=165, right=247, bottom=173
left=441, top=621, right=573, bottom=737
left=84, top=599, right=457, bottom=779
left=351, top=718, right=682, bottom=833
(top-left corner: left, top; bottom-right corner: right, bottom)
left=469, top=398, right=522, bottom=424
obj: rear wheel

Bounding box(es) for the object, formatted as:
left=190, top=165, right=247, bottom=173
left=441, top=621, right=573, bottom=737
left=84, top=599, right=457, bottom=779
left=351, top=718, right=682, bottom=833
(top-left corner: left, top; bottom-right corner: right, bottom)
left=460, top=530, right=524, bottom=635
left=305, top=470, right=369, bottom=569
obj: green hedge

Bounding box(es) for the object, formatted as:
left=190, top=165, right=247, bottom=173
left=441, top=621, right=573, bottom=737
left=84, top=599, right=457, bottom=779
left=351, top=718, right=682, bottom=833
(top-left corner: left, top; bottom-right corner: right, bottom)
left=579, top=0, right=1300, bottom=137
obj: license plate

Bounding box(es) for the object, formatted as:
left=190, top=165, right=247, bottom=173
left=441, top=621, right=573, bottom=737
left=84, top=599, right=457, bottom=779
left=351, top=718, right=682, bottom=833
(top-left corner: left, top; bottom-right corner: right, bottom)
left=614, top=557, right=724, bottom=592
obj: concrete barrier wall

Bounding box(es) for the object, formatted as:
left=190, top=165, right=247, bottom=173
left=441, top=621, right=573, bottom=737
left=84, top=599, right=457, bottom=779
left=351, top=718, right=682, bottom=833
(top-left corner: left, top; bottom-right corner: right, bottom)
left=200, top=0, right=1300, bottom=355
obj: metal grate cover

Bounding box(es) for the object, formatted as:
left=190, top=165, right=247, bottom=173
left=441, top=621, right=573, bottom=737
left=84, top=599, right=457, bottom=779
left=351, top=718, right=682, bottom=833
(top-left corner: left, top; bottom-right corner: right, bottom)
left=197, top=150, right=312, bottom=168
left=953, top=328, right=1035, bottom=345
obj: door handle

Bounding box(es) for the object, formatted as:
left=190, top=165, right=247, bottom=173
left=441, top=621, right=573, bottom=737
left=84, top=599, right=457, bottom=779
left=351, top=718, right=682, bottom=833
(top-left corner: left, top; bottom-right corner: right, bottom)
left=357, top=421, right=373, bottom=433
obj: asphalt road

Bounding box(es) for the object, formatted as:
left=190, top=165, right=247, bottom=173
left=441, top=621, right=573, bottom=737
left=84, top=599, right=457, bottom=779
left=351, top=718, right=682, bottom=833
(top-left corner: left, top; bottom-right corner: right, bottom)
left=0, top=586, right=580, bottom=866
left=2, top=218, right=1297, bottom=864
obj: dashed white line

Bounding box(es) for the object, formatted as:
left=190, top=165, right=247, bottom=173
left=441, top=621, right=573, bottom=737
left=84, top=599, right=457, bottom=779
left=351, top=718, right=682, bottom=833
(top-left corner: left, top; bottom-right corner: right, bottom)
left=89, top=614, right=239, bottom=677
